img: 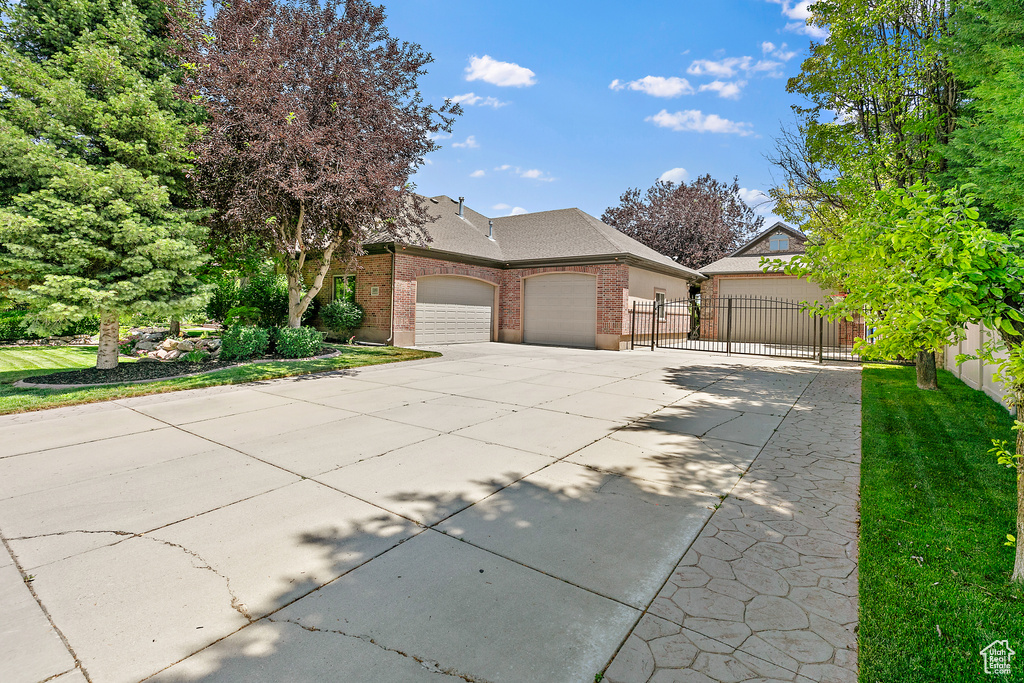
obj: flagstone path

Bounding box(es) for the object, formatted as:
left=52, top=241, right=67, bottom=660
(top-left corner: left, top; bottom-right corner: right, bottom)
left=603, top=366, right=861, bottom=683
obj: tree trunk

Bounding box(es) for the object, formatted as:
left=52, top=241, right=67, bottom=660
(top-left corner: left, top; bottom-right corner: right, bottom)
left=96, top=311, right=120, bottom=370
left=916, top=350, right=939, bottom=390
left=285, top=245, right=336, bottom=329
left=169, top=317, right=180, bottom=337
left=1014, top=412, right=1024, bottom=584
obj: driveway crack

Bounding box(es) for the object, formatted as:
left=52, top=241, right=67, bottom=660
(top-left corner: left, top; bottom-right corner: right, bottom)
left=141, top=535, right=253, bottom=621
left=268, top=617, right=494, bottom=682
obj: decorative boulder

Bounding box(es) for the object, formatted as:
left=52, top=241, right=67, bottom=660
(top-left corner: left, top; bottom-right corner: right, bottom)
left=176, top=340, right=194, bottom=352
left=159, top=338, right=177, bottom=351
left=134, top=341, right=157, bottom=352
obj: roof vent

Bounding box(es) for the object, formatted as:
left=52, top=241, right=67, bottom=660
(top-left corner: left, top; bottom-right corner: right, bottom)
left=488, top=219, right=494, bottom=240
left=458, top=196, right=464, bottom=218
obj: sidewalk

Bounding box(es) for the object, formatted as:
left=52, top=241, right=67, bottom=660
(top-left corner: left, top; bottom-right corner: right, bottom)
left=604, top=365, right=861, bottom=683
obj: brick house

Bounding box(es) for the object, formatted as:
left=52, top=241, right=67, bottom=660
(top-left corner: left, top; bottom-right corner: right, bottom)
left=699, top=222, right=830, bottom=302
left=313, top=195, right=703, bottom=350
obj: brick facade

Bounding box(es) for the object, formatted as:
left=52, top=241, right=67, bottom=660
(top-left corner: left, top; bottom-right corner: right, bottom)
left=311, top=252, right=636, bottom=350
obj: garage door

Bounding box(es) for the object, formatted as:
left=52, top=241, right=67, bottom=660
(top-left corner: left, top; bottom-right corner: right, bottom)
left=415, top=277, right=494, bottom=345
left=716, top=277, right=836, bottom=346
left=524, top=273, right=597, bottom=348
left=718, top=277, right=829, bottom=302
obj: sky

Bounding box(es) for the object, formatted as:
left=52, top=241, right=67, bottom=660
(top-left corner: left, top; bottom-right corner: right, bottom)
left=381, top=0, right=826, bottom=224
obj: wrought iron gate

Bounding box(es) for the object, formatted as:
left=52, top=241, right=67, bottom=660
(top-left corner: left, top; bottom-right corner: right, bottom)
left=630, top=296, right=870, bottom=362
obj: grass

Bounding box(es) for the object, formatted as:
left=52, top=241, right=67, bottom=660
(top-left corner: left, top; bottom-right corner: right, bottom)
left=0, top=344, right=440, bottom=415
left=859, top=365, right=1024, bottom=682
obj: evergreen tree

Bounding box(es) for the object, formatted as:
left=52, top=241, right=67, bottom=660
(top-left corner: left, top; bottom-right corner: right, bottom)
left=0, top=0, right=208, bottom=369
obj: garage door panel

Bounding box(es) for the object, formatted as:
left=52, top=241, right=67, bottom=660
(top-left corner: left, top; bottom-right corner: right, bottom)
left=415, top=277, right=494, bottom=345
left=524, top=274, right=597, bottom=348
left=715, top=277, right=837, bottom=346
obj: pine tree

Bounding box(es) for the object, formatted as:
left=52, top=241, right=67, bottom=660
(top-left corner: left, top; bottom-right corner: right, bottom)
left=0, top=0, right=209, bottom=369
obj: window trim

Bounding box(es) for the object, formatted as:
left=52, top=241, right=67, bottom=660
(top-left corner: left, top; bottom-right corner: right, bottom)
left=769, top=234, right=790, bottom=252
left=654, top=290, right=667, bottom=322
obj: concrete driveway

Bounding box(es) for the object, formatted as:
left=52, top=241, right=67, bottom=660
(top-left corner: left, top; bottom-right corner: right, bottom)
left=1, top=343, right=844, bottom=683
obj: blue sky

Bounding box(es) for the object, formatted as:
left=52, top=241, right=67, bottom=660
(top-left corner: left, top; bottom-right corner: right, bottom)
left=383, top=0, right=824, bottom=224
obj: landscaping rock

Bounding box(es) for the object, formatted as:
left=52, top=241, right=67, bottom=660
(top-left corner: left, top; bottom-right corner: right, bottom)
left=134, top=341, right=157, bottom=352
left=175, top=340, right=194, bottom=352
left=159, top=338, right=177, bottom=351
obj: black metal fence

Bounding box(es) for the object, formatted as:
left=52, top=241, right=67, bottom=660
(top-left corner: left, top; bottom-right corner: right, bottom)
left=630, top=296, right=871, bottom=362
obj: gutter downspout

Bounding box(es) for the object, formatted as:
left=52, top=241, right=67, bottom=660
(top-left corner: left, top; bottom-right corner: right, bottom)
left=386, top=244, right=396, bottom=345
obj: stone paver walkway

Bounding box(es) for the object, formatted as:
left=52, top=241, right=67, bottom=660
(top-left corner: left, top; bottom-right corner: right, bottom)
left=604, top=366, right=861, bottom=683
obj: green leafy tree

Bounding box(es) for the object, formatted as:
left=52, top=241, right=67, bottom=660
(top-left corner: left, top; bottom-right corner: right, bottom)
left=0, top=0, right=209, bottom=369
left=945, top=0, right=1024, bottom=231
left=770, top=0, right=961, bottom=387
left=780, top=182, right=1024, bottom=581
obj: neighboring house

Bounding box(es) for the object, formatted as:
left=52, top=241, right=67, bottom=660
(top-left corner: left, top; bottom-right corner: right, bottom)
left=312, top=195, right=704, bottom=350
left=699, top=221, right=832, bottom=303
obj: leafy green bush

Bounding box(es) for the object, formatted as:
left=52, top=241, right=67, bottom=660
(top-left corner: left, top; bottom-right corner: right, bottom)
left=0, top=309, right=32, bottom=341
left=274, top=326, right=325, bottom=358
left=224, top=306, right=263, bottom=327
left=219, top=325, right=270, bottom=360
left=320, top=300, right=364, bottom=334
left=206, top=277, right=239, bottom=323
left=237, top=273, right=290, bottom=327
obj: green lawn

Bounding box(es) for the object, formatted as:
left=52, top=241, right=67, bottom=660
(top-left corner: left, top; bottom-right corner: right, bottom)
left=860, top=365, right=1024, bottom=682
left=0, top=344, right=439, bottom=415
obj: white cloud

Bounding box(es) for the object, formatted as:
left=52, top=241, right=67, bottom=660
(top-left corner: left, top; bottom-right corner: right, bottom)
left=699, top=80, right=746, bottom=100
left=761, top=41, right=798, bottom=61
left=609, top=76, right=694, bottom=98
left=470, top=169, right=485, bottom=178
left=465, top=55, right=536, bottom=87
left=659, top=167, right=689, bottom=184
left=738, top=188, right=775, bottom=214
left=788, top=21, right=830, bottom=39
left=767, top=1, right=829, bottom=40
left=451, top=92, right=508, bottom=109
left=452, top=135, right=479, bottom=149
left=494, top=165, right=555, bottom=182
left=647, top=109, right=755, bottom=136
left=688, top=56, right=783, bottom=79
left=427, top=132, right=451, bottom=141
left=491, top=203, right=527, bottom=216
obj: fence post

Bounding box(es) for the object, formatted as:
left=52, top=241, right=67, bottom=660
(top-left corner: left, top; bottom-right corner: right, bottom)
left=630, top=302, right=636, bottom=351
left=651, top=301, right=658, bottom=350
left=818, top=315, right=824, bottom=364
left=726, top=297, right=733, bottom=356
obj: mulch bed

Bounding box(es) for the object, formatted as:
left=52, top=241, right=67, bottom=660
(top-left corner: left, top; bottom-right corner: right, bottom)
left=23, top=347, right=337, bottom=386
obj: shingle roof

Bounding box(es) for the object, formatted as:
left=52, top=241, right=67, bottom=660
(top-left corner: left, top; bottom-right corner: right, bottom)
left=731, top=221, right=806, bottom=257
left=380, top=195, right=703, bottom=280
left=700, top=253, right=797, bottom=275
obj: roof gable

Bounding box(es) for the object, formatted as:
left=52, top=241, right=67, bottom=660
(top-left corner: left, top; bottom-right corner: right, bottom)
left=731, top=221, right=806, bottom=257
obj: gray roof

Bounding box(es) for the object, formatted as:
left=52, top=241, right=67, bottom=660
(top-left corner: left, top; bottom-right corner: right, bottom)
left=383, top=195, right=703, bottom=280
left=700, top=253, right=797, bottom=275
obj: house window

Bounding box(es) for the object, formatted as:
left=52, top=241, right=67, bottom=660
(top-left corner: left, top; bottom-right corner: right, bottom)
left=333, top=275, right=356, bottom=303
left=769, top=234, right=790, bottom=251
left=655, top=291, right=667, bottom=322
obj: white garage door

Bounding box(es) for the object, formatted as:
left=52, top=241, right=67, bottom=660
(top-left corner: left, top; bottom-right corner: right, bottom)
left=716, top=277, right=836, bottom=346
left=415, top=277, right=494, bottom=345
left=524, top=273, right=597, bottom=348
left=718, top=277, right=829, bottom=302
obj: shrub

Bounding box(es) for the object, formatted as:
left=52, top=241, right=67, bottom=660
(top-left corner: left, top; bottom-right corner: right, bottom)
left=274, top=326, right=325, bottom=358
left=237, top=273, right=290, bottom=327
left=206, top=277, right=239, bottom=323
left=181, top=350, right=207, bottom=363
left=320, top=300, right=364, bottom=335
left=0, top=309, right=32, bottom=341
left=219, top=325, right=270, bottom=360
left=224, top=306, right=263, bottom=327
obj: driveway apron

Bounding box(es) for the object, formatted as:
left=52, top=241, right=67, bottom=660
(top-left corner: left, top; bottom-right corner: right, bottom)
left=0, top=343, right=860, bottom=683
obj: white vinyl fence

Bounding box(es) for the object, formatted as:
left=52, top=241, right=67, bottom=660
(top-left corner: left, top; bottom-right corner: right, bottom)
left=945, top=323, right=1014, bottom=413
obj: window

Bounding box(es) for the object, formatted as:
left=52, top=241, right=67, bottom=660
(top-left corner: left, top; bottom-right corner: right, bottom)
left=769, top=234, right=790, bottom=251
left=333, top=275, right=356, bottom=304
left=655, top=291, right=667, bottom=322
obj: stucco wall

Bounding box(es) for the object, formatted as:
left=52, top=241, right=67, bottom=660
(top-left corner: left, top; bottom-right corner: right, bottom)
left=627, top=266, right=691, bottom=303
left=946, top=323, right=1014, bottom=413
